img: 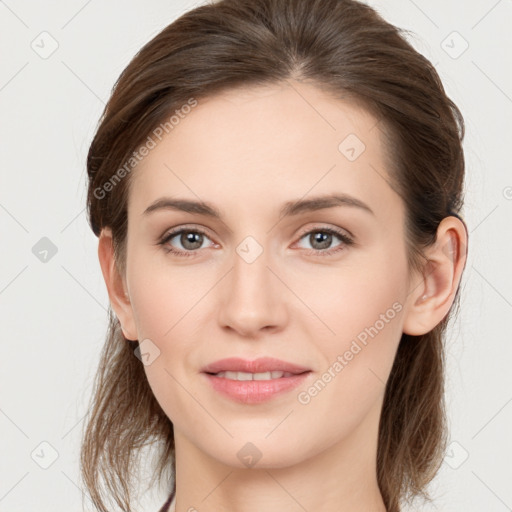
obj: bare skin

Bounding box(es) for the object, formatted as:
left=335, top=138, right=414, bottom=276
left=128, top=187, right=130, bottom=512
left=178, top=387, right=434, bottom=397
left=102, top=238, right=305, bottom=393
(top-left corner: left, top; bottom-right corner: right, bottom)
left=98, top=80, right=467, bottom=512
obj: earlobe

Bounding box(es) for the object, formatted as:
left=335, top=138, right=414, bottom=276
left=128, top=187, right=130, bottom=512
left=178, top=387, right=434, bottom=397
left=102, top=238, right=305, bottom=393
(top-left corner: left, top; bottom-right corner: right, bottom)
left=97, top=228, right=138, bottom=340
left=403, top=216, right=468, bottom=336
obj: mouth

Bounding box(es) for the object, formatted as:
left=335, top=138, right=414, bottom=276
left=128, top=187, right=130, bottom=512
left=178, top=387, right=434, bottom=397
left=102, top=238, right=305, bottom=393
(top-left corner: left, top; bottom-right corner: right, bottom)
left=207, top=370, right=301, bottom=380
left=201, top=356, right=311, bottom=375
left=201, top=357, right=312, bottom=404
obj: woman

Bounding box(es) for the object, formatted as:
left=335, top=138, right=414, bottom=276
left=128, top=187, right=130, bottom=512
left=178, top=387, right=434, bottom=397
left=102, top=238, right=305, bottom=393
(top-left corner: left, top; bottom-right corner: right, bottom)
left=80, top=0, right=468, bottom=511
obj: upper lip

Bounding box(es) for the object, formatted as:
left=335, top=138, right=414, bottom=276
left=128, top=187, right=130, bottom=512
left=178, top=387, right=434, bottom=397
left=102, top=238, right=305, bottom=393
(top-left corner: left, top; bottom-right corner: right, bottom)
left=201, top=357, right=311, bottom=375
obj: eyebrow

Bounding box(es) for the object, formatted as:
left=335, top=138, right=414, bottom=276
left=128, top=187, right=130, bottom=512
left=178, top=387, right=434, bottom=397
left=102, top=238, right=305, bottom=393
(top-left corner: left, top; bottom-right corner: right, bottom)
left=142, top=193, right=374, bottom=219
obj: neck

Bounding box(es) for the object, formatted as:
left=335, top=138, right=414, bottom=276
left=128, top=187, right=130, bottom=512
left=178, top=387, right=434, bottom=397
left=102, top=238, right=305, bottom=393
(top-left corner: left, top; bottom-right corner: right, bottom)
left=172, top=396, right=387, bottom=512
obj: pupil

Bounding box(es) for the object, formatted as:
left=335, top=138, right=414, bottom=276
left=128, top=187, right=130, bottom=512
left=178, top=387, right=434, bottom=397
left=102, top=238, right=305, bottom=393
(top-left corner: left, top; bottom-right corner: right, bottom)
left=312, top=232, right=331, bottom=249
left=182, top=232, right=202, bottom=249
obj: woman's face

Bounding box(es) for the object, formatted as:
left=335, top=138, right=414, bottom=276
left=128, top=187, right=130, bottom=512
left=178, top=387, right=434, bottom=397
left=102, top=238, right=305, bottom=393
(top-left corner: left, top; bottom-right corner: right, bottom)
left=120, top=81, right=419, bottom=468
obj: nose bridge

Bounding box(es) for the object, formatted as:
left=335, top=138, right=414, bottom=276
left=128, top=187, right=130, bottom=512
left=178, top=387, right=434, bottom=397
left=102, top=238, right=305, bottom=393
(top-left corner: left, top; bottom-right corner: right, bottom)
left=219, top=234, right=285, bottom=335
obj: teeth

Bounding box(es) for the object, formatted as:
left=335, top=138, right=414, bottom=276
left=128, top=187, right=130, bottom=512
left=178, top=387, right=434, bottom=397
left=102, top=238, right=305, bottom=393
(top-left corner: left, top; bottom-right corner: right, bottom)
left=214, top=370, right=294, bottom=380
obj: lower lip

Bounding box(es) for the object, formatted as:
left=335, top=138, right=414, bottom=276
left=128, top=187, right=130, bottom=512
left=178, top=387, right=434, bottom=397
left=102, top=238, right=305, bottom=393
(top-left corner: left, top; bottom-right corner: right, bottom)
left=203, top=372, right=311, bottom=404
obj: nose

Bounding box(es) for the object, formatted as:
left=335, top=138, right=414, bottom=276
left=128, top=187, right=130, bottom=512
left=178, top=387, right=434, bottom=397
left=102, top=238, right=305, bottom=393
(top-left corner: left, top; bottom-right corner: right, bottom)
left=218, top=240, right=287, bottom=338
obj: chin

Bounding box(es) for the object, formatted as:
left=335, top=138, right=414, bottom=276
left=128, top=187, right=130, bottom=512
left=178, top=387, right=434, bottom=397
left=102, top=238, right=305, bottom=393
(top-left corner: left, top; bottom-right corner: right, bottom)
left=200, top=436, right=312, bottom=471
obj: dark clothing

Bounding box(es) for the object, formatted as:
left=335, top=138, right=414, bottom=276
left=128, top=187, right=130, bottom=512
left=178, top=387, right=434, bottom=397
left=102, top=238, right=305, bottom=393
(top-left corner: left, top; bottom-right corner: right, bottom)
left=158, top=490, right=175, bottom=512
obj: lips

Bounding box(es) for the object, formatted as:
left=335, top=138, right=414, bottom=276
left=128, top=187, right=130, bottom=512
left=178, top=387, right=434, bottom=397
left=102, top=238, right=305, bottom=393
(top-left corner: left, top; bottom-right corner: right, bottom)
left=201, top=357, right=312, bottom=404
left=201, top=357, right=311, bottom=375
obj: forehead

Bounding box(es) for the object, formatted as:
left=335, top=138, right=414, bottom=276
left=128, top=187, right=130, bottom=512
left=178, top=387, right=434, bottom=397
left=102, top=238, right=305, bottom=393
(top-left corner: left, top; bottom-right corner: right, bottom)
left=128, top=81, right=400, bottom=221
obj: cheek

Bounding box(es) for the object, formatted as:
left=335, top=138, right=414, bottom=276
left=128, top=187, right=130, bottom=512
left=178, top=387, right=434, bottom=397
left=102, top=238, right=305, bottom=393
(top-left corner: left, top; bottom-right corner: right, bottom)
left=295, top=247, right=408, bottom=346
left=124, top=250, right=214, bottom=406
left=126, top=263, right=203, bottom=424
left=127, top=247, right=207, bottom=340
left=292, top=248, right=408, bottom=409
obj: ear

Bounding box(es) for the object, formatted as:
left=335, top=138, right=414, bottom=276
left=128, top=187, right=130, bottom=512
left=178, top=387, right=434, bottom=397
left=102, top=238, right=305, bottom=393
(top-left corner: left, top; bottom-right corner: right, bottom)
left=97, top=228, right=138, bottom=341
left=402, top=216, right=468, bottom=336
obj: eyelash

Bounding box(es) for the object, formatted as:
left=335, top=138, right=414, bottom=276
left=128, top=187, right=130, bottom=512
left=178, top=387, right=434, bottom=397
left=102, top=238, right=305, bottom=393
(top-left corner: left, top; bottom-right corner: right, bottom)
left=158, top=225, right=354, bottom=258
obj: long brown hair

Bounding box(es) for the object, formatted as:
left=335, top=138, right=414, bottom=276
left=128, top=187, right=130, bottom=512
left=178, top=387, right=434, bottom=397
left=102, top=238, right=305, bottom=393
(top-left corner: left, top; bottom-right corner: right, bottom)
left=81, top=0, right=466, bottom=510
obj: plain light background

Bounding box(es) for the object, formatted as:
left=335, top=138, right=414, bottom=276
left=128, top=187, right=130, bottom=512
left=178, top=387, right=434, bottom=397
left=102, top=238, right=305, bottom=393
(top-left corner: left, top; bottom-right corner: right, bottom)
left=0, top=0, right=511, bottom=511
